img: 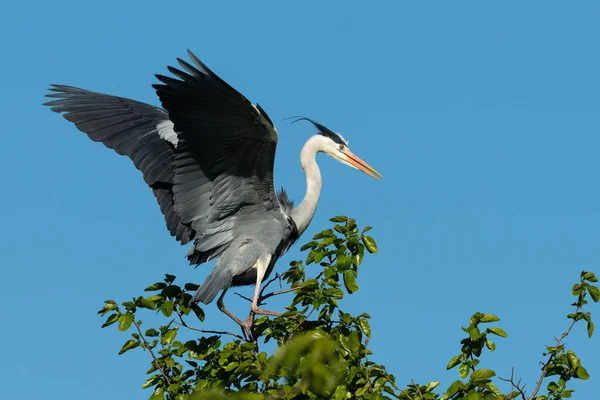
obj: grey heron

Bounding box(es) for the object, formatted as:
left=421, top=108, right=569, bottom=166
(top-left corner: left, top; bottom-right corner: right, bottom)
left=44, top=50, right=381, bottom=335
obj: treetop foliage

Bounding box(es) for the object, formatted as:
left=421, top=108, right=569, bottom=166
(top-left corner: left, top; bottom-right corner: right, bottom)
left=97, top=216, right=599, bottom=400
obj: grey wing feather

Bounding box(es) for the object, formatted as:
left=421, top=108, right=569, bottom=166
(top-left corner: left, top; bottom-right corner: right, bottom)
left=153, top=50, right=289, bottom=264
left=44, top=85, right=194, bottom=244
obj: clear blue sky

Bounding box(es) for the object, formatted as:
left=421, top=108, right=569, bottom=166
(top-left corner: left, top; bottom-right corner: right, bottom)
left=1, top=1, right=599, bottom=399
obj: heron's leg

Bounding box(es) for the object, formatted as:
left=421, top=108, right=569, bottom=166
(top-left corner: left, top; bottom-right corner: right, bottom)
left=217, top=289, right=251, bottom=338
left=249, top=255, right=283, bottom=318
left=251, top=280, right=283, bottom=317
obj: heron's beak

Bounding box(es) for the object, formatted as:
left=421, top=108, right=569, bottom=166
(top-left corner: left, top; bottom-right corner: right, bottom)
left=344, top=149, right=383, bottom=180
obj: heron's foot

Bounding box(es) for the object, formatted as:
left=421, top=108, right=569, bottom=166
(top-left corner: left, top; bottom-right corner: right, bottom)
left=244, top=308, right=283, bottom=331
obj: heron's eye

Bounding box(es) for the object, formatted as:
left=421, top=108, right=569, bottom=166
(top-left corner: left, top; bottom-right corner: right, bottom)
left=339, top=144, right=345, bottom=151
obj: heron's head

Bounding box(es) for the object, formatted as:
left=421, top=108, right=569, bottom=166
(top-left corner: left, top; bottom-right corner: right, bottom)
left=292, top=117, right=382, bottom=180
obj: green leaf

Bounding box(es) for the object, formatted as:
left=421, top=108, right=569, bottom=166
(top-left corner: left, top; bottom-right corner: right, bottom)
left=148, top=387, right=164, bottom=400
left=349, top=330, right=361, bottom=353
left=145, top=282, right=167, bottom=291
left=333, top=385, right=348, bottom=400
left=351, top=244, right=365, bottom=266
left=471, top=368, right=496, bottom=381
left=313, top=229, right=334, bottom=239
left=300, top=241, right=318, bottom=251
left=359, top=317, right=371, bottom=338
left=330, top=216, right=348, bottom=223
left=163, top=328, right=178, bottom=344
left=467, top=392, right=483, bottom=400
left=136, top=297, right=157, bottom=310
left=321, top=236, right=335, bottom=246
left=118, top=339, right=140, bottom=355
left=485, top=339, right=496, bottom=351
left=470, top=326, right=483, bottom=340
left=102, top=313, right=119, bottom=328
left=583, top=271, right=598, bottom=282
left=118, top=313, right=134, bottom=332
left=343, top=271, right=359, bottom=294
left=447, top=355, right=461, bottom=370
left=576, top=366, right=590, bottom=380
left=572, top=283, right=583, bottom=296
left=486, top=327, right=507, bottom=337
left=314, top=251, right=325, bottom=264
left=192, top=305, right=205, bottom=322
left=164, top=274, right=176, bottom=283
left=325, top=287, right=344, bottom=299
left=334, top=224, right=348, bottom=234
left=588, top=285, right=600, bottom=302
left=224, top=361, right=239, bottom=371
left=145, top=328, right=159, bottom=337
left=336, top=255, right=352, bottom=271
left=458, top=363, right=470, bottom=378
left=306, top=250, right=316, bottom=265
left=566, top=350, right=580, bottom=369
left=486, top=382, right=501, bottom=396
left=426, top=381, right=440, bottom=392
left=362, top=235, right=378, bottom=254
left=184, top=283, right=200, bottom=291
left=479, top=314, right=500, bottom=323
left=98, top=301, right=118, bottom=315
left=142, top=376, right=160, bottom=390
left=445, top=380, right=466, bottom=397
left=355, top=385, right=368, bottom=397
left=162, top=300, right=174, bottom=317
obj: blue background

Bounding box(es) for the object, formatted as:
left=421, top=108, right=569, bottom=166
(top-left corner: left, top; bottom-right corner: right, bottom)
left=1, top=1, right=599, bottom=398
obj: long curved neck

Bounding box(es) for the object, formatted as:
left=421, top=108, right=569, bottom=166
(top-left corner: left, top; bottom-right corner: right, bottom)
left=291, top=136, right=323, bottom=236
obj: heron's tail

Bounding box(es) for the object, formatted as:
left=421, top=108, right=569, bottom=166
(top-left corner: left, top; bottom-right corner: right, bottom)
left=189, top=267, right=232, bottom=306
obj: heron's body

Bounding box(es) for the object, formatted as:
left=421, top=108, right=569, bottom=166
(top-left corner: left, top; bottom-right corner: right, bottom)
left=45, top=50, right=380, bottom=332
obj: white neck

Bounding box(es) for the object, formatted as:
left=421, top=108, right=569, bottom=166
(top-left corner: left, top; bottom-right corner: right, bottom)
left=291, top=135, right=323, bottom=236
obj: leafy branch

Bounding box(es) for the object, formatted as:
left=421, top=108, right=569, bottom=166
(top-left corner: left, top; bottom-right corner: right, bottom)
left=499, top=271, right=598, bottom=400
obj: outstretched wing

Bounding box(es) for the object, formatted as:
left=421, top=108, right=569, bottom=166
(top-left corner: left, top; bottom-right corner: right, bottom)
left=153, top=50, right=288, bottom=264
left=44, top=85, right=195, bottom=244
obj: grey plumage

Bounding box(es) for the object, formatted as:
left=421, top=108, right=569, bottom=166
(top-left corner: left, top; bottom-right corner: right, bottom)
left=45, top=50, right=381, bottom=330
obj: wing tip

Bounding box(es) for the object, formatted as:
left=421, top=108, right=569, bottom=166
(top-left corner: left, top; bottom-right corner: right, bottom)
left=186, top=49, right=212, bottom=75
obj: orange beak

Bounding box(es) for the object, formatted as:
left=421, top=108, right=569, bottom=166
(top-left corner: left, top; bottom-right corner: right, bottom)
left=344, top=149, right=383, bottom=180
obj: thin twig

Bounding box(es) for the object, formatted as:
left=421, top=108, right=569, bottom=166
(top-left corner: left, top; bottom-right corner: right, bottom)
left=400, top=390, right=415, bottom=400
left=175, top=310, right=246, bottom=341
left=528, top=356, right=553, bottom=400
left=259, top=273, right=282, bottom=299
left=260, top=272, right=324, bottom=303
left=499, top=367, right=527, bottom=400
left=412, top=379, right=424, bottom=397
left=174, top=321, right=246, bottom=340
left=233, top=292, right=253, bottom=303
left=133, top=320, right=171, bottom=386
left=528, top=303, right=581, bottom=400
left=260, top=286, right=301, bottom=302
left=303, top=306, right=316, bottom=321
left=293, top=306, right=317, bottom=332
left=363, top=338, right=372, bottom=390
left=556, top=313, right=579, bottom=344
